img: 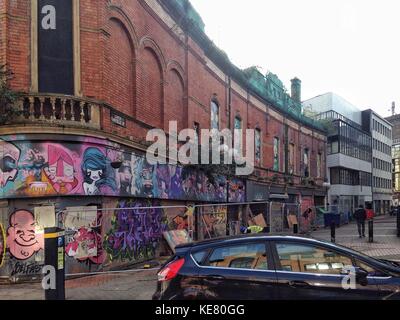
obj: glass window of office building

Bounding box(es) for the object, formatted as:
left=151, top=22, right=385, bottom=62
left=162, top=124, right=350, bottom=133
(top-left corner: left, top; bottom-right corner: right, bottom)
left=327, top=119, right=371, bottom=162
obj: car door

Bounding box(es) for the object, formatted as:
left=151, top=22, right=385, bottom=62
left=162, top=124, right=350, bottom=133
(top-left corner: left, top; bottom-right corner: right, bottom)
left=271, top=240, right=381, bottom=300
left=354, top=258, right=400, bottom=300
left=197, top=240, right=278, bottom=300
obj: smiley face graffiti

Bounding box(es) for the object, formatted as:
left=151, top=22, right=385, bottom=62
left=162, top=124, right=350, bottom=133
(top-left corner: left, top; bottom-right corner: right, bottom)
left=7, top=210, right=44, bottom=260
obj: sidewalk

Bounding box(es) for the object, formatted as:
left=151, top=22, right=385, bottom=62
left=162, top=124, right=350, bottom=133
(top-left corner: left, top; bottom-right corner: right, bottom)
left=311, top=215, right=400, bottom=261
left=0, top=268, right=158, bottom=300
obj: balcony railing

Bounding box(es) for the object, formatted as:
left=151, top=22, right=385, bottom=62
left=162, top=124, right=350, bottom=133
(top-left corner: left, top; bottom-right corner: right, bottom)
left=9, top=93, right=101, bottom=130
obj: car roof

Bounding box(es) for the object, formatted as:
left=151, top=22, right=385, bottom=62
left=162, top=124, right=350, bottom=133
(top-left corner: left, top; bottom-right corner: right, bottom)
left=176, top=234, right=331, bottom=250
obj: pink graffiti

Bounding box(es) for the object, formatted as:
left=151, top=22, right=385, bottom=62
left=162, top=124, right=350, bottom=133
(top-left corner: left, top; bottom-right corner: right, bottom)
left=44, top=144, right=79, bottom=194
left=7, top=210, right=44, bottom=260
left=66, top=228, right=105, bottom=265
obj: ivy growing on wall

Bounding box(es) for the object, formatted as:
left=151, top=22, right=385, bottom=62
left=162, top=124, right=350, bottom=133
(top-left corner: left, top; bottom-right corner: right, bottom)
left=0, top=65, right=21, bottom=124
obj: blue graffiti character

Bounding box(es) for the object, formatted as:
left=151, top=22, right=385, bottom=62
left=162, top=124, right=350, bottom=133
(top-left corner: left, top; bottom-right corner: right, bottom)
left=82, top=147, right=117, bottom=195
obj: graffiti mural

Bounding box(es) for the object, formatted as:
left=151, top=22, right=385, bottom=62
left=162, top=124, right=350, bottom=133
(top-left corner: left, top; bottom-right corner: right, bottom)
left=0, top=223, right=5, bottom=267
left=201, top=206, right=227, bottom=239
left=65, top=205, right=105, bottom=265
left=103, top=200, right=168, bottom=263
left=66, top=227, right=105, bottom=264
left=0, top=136, right=236, bottom=202
left=81, top=147, right=117, bottom=196
left=7, top=210, right=44, bottom=260
left=228, top=179, right=246, bottom=203
left=0, top=139, right=21, bottom=188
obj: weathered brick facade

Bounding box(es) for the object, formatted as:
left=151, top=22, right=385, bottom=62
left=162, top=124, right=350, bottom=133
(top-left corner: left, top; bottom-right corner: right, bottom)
left=1, top=0, right=326, bottom=180
left=0, top=0, right=327, bottom=280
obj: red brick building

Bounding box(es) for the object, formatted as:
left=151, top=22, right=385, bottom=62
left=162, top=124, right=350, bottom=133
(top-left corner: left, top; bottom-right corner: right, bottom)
left=0, top=0, right=326, bottom=280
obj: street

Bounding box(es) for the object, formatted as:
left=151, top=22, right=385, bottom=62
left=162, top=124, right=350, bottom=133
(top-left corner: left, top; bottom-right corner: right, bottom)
left=1, top=215, right=399, bottom=300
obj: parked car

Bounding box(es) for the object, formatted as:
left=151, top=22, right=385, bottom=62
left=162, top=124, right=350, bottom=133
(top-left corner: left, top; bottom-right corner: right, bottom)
left=153, top=235, right=400, bottom=300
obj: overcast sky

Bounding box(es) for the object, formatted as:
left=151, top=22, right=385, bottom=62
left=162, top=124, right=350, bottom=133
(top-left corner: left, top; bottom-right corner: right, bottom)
left=190, top=0, right=400, bottom=118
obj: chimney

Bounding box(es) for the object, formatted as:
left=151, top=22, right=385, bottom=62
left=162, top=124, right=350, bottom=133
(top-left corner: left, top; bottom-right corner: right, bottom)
left=392, top=102, right=396, bottom=116
left=291, top=78, right=302, bottom=103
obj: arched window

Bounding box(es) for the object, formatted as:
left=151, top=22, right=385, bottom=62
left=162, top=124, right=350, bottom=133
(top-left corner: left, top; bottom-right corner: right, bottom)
left=273, top=137, right=280, bottom=172
left=234, top=116, right=242, bottom=155
left=255, top=129, right=262, bottom=165
left=211, top=100, right=219, bottom=130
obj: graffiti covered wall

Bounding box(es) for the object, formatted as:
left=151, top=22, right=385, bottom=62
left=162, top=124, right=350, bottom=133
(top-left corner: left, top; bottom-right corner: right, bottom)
left=0, top=135, right=242, bottom=203
left=103, top=199, right=168, bottom=263
left=0, top=197, right=177, bottom=278
left=0, top=223, right=5, bottom=267
left=201, top=206, right=228, bottom=239
left=0, top=134, right=246, bottom=280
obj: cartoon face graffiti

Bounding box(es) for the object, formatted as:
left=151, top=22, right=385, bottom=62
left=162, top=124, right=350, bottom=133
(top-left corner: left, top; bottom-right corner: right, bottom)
left=118, top=163, right=133, bottom=195
left=44, top=145, right=78, bottom=194
left=82, top=147, right=117, bottom=196
left=0, top=140, right=20, bottom=187
left=7, top=210, right=44, bottom=260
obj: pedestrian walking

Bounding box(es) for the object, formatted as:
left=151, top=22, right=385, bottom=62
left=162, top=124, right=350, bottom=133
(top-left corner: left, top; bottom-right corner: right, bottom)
left=354, top=205, right=367, bottom=238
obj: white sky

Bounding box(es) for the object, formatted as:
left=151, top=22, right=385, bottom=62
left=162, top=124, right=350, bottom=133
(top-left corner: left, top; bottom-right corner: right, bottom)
left=190, top=0, right=400, bottom=117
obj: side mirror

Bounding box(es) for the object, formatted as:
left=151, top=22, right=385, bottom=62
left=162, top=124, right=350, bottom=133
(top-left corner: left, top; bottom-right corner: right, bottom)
left=355, top=267, right=369, bottom=286
left=341, top=266, right=369, bottom=286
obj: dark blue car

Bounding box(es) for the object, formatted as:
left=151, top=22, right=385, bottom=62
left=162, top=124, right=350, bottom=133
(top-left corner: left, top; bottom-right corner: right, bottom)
left=153, top=235, right=400, bottom=300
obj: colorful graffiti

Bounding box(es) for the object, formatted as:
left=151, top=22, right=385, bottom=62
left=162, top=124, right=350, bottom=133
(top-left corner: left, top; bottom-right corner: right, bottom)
left=0, top=137, right=241, bottom=202
left=0, top=139, right=21, bottom=188
left=0, top=223, right=5, bottom=267
left=228, top=178, right=246, bottom=203
left=64, top=205, right=105, bottom=265
left=103, top=200, right=168, bottom=263
left=66, top=227, right=105, bottom=264
left=201, top=206, right=227, bottom=239
left=7, top=210, right=44, bottom=260
left=82, top=147, right=117, bottom=196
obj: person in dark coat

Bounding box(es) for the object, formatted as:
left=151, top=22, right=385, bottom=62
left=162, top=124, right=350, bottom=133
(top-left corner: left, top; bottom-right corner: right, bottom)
left=354, top=205, right=367, bottom=238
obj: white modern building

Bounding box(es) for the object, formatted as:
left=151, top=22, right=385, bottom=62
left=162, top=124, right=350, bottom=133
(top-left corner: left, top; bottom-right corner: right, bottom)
left=362, top=110, right=393, bottom=215
left=303, top=93, right=373, bottom=215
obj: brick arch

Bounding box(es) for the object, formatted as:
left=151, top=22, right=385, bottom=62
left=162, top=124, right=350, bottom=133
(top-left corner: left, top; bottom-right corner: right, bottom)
left=139, top=37, right=167, bottom=75
left=136, top=46, right=164, bottom=128
left=165, top=65, right=185, bottom=131
left=103, top=17, right=136, bottom=116
left=107, top=5, right=139, bottom=52
left=167, top=61, right=185, bottom=87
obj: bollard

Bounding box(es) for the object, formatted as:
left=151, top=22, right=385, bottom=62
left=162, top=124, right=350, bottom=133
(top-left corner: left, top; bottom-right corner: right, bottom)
left=331, top=221, right=336, bottom=243
left=44, top=227, right=65, bottom=300
left=368, top=220, right=374, bottom=243
left=293, top=224, right=298, bottom=234
left=397, top=211, right=400, bottom=238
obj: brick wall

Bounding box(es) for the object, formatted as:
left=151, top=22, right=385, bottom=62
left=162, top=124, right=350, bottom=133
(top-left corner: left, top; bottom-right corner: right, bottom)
left=3, top=0, right=327, bottom=182
left=4, top=0, right=30, bottom=90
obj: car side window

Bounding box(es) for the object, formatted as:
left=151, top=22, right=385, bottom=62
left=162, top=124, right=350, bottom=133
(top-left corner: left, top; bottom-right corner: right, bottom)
left=275, top=242, right=353, bottom=275
left=204, top=243, right=269, bottom=270
left=355, top=259, right=387, bottom=277
left=192, top=251, right=207, bottom=265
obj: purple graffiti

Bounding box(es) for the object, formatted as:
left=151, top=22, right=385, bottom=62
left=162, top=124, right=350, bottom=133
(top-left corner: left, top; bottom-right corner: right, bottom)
left=104, top=200, right=167, bottom=262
